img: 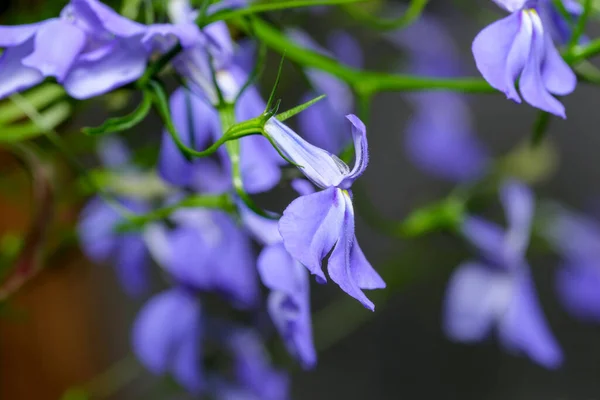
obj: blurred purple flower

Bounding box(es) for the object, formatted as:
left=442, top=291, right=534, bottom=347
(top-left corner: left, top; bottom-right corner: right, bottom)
left=144, top=209, right=259, bottom=309
left=78, top=138, right=151, bottom=297
left=543, top=206, right=600, bottom=321
left=266, top=115, right=385, bottom=310
left=473, top=0, right=576, bottom=117
left=214, top=329, right=290, bottom=400
left=388, top=16, right=489, bottom=182
left=0, top=0, right=200, bottom=99
left=444, top=180, right=562, bottom=368
left=243, top=180, right=317, bottom=369
left=287, top=29, right=362, bottom=154
left=132, top=288, right=204, bottom=393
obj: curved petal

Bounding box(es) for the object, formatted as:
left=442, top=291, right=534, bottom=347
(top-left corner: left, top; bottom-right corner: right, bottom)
left=0, top=22, right=43, bottom=46
left=264, top=118, right=349, bottom=189
left=499, top=270, right=563, bottom=368
left=63, top=38, right=147, bottom=99
left=327, top=190, right=382, bottom=310
left=259, top=243, right=317, bottom=369
left=518, top=14, right=567, bottom=117
left=443, top=262, right=512, bottom=342
left=291, top=179, right=315, bottom=196
left=472, top=12, right=522, bottom=96
left=132, top=288, right=203, bottom=387
left=461, top=216, right=506, bottom=264
left=21, top=20, right=86, bottom=81
left=340, top=114, right=369, bottom=188
left=0, top=42, right=44, bottom=99
left=500, top=180, right=534, bottom=260
left=503, top=10, right=533, bottom=102
left=556, top=263, right=600, bottom=321
left=77, top=197, right=120, bottom=262
left=240, top=204, right=281, bottom=246
left=115, top=235, right=150, bottom=297
left=158, top=87, right=217, bottom=187
left=279, top=187, right=345, bottom=282
left=541, top=32, right=576, bottom=95
left=71, top=0, right=146, bottom=37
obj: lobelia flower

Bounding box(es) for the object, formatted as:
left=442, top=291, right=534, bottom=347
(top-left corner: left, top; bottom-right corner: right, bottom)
left=78, top=138, right=151, bottom=297
left=265, top=114, right=385, bottom=311
left=387, top=16, right=489, bottom=182
left=213, top=328, right=290, bottom=400
left=160, top=0, right=282, bottom=194
left=472, top=0, right=577, bottom=117
left=444, top=180, right=562, bottom=368
left=542, top=205, right=600, bottom=321
left=144, top=208, right=260, bottom=309
left=0, top=0, right=200, bottom=99
left=287, top=29, right=363, bottom=154
left=242, top=179, right=317, bottom=369
left=132, top=288, right=204, bottom=393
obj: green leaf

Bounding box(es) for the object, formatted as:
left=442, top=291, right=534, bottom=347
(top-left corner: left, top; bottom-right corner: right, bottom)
left=277, top=94, right=326, bottom=122
left=0, top=102, right=72, bottom=143
left=82, top=92, right=152, bottom=135
left=399, top=198, right=465, bottom=237
left=60, top=388, right=89, bottom=400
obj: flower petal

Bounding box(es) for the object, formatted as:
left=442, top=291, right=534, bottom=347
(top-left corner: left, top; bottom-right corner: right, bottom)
left=0, top=22, right=43, bottom=46
left=158, top=87, right=217, bottom=187
left=132, top=288, right=203, bottom=389
left=0, top=43, right=44, bottom=99
left=498, top=270, right=563, bottom=368
left=327, top=30, right=363, bottom=69
left=72, top=0, right=146, bottom=37
left=503, top=10, right=533, bottom=102
left=21, top=20, right=86, bottom=81
left=279, top=187, right=345, bottom=282
left=461, top=216, right=506, bottom=264
left=472, top=12, right=522, bottom=96
left=443, top=262, right=512, bottom=342
left=492, top=0, right=528, bottom=12
left=264, top=118, right=349, bottom=189
left=541, top=32, right=576, bottom=95
left=556, top=263, right=600, bottom=321
left=500, top=180, right=534, bottom=260
left=63, top=38, right=147, bottom=99
left=518, top=13, right=568, bottom=117
left=115, top=235, right=150, bottom=297
left=77, top=197, right=119, bottom=262
left=326, top=190, right=381, bottom=310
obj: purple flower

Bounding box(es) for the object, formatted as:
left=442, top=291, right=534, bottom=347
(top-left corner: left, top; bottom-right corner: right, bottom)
left=0, top=0, right=200, bottom=99
left=389, top=16, right=489, bottom=182
left=144, top=209, right=260, bottom=309
left=214, top=329, right=290, bottom=400
left=288, top=29, right=362, bottom=154
left=444, top=180, right=562, bottom=368
left=242, top=180, right=317, bottom=369
left=472, top=1, right=576, bottom=117
left=78, top=138, right=151, bottom=297
left=132, top=288, right=204, bottom=393
left=543, top=206, right=600, bottom=321
left=265, top=115, right=385, bottom=310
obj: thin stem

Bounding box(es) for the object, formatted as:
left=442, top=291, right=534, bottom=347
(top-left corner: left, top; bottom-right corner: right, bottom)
left=342, top=0, right=429, bottom=31
left=568, top=0, right=592, bottom=50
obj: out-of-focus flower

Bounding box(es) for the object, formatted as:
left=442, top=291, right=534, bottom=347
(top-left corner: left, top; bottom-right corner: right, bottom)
left=266, top=115, right=385, bottom=310
left=0, top=0, right=200, bottom=99
left=472, top=0, right=576, bottom=117
left=287, top=29, right=362, bottom=154
left=161, top=0, right=283, bottom=194
left=78, top=138, right=151, bottom=297
left=132, top=288, right=204, bottom=393
left=145, top=208, right=259, bottom=309
left=387, top=16, right=489, bottom=182
left=243, top=179, right=317, bottom=369
left=543, top=205, right=600, bottom=321
left=444, top=180, right=562, bottom=368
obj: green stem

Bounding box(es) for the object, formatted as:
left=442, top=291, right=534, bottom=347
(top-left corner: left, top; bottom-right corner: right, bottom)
left=233, top=17, right=494, bottom=96
left=342, top=0, right=428, bottom=31
left=568, top=0, right=592, bottom=50
left=202, top=0, right=367, bottom=26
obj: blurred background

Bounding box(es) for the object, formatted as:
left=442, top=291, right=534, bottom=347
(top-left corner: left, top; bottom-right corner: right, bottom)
left=2, top=0, right=600, bottom=399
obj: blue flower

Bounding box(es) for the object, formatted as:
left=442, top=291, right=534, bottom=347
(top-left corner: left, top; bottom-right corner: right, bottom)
left=443, top=180, right=562, bottom=368
left=132, top=288, right=204, bottom=393
left=0, top=0, right=200, bottom=99
left=265, top=115, right=385, bottom=310
left=543, top=205, right=600, bottom=321
left=473, top=0, right=576, bottom=117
